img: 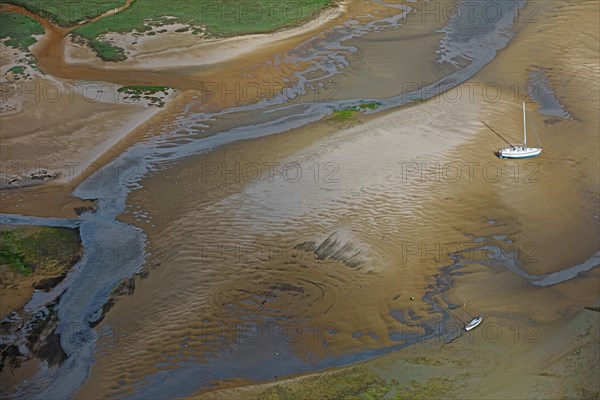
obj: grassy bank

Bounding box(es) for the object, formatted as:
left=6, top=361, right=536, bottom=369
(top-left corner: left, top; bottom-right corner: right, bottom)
left=71, top=0, right=333, bottom=61
left=252, top=367, right=395, bottom=399
left=0, top=226, right=82, bottom=376
left=0, top=11, right=44, bottom=51
left=3, top=0, right=125, bottom=26
left=210, top=366, right=455, bottom=400
left=0, top=226, right=82, bottom=318
left=0, top=226, right=81, bottom=276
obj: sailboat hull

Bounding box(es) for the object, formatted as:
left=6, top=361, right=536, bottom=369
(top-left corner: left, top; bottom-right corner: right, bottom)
left=498, top=147, right=542, bottom=159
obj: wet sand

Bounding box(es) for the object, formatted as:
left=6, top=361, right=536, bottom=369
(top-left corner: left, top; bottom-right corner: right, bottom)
left=1, top=0, right=598, bottom=398
left=71, top=0, right=599, bottom=398
left=0, top=78, right=164, bottom=182
left=0, top=0, right=382, bottom=216
left=193, top=306, right=599, bottom=399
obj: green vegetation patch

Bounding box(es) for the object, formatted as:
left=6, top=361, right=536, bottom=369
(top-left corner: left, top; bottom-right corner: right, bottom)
left=5, top=0, right=126, bottom=26
left=0, top=231, right=29, bottom=274
left=333, top=108, right=358, bottom=121
left=117, top=85, right=170, bottom=95
left=332, top=102, right=382, bottom=121
left=0, top=12, right=44, bottom=51
left=8, top=65, right=26, bottom=75
left=0, top=227, right=82, bottom=276
left=117, top=85, right=172, bottom=107
left=88, top=38, right=127, bottom=61
left=357, top=102, right=382, bottom=110
left=72, top=0, right=332, bottom=61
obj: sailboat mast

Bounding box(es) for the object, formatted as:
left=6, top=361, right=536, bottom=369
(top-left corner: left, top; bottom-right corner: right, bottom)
left=522, top=101, right=527, bottom=147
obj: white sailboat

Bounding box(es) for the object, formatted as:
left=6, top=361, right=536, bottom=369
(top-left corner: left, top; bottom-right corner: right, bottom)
left=498, top=101, right=542, bottom=159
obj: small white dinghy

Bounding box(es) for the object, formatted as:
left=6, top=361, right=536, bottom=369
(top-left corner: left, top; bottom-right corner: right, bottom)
left=464, top=315, right=483, bottom=331
left=463, top=303, right=482, bottom=331
left=498, top=101, right=542, bottom=159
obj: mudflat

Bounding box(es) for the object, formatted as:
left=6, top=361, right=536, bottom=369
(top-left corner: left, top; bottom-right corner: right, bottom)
left=1, top=1, right=598, bottom=399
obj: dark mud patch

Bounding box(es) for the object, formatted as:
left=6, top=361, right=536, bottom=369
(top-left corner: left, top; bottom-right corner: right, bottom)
left=268, top=283, right=305, bottom=293
left=1, top=298, right=67, bottom=376
left=528, top=66, right=574, bottom=120
left=25, top=301, right=67, bottom=366
left=88, top=275, right=137, bottom=328
left=0, top=170, right=62, bottom=190
left=33, top=274, right=67, bottom=292
left=35, top=332, right=67, bottom=367
left=0, top=344, right=22, bottom=373
left=74, top=205, right=98, bottom=216
left=295, top=230, right=369, bottom=268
